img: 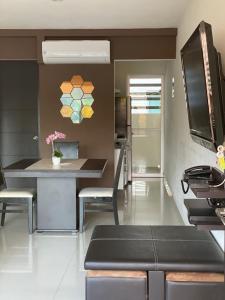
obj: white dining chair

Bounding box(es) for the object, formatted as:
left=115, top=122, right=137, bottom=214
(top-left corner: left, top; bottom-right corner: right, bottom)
left=0, top=165, right=36, bottom=234
left=78, top=145, right=125, bottom=232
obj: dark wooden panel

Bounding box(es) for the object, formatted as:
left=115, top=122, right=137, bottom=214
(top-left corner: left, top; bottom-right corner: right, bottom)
left=0, top=110, right=37, bottom=133
left=112, top=36, right=176, bottom=59
left=115, top=96, right=127, bottom=138
left=0, top=29, right=177, bottom=61
left=0, top=61, right=39, bottom=190
left=81, top=159, right=107, bottom=171
left=191, top=187, right=225, bottom=199
left=0, top=133, right=38, bottom=156
left=4, top=159, right=39, bottom=170
left=0, top=37, right=37, bottom=60
left=0, top=28, right=177, bottom=37
left=184, top=198, right=223, bottom=227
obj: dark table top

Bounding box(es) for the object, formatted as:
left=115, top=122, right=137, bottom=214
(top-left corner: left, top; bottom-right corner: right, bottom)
left=3, top=158, right=107, bottom=178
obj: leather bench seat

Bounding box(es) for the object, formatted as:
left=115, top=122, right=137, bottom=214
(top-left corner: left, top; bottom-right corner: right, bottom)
left=85, top=225, right=224, bottom=272
left=91, top=225, right=214, bottom=241
left=85, top=225, right=224, bottom=300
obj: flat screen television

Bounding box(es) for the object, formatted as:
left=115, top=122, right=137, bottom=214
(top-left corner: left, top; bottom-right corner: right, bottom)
left=181, top=21, right=225, bottom=152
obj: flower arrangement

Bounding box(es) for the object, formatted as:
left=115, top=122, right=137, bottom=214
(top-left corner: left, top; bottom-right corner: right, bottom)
left=46, top=131, right=66, bottom=158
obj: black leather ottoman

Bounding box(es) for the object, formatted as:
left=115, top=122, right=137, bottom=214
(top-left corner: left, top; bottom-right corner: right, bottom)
left=85, top=225, right=225, bottom=300
left=86, top=270, right=147, bottom=300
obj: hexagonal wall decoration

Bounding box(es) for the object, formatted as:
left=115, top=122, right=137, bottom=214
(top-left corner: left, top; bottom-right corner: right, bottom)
left=59, top=75, right=95, bottom=124
left=71, top=87, right=83, bottom=100
left=60, top=106, right=73, bottom=118
left=60, top=81, right=73, bottom=94
left=60, top=94, right=73, bottom=106
left=82, top=94, right=94, bottom=106
left=81, top=106, right=94, bottom=118
left=81, top=81, right=94, bottom=94
left=71, top=75, right=84, bottom=87
left=71, top=100, right=82, bottom=112
left=71, top=111, right=83, bottom=124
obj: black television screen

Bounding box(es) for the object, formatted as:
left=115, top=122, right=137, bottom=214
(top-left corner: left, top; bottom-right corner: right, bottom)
left=181, top=21, right=225, bottom=152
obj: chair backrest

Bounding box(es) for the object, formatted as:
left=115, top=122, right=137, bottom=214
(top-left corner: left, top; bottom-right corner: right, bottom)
left=112, top=144, right=125, bottom=199
left=0, top=163, right=6, bottom=191
left=54, top=141, right=79, bottom=159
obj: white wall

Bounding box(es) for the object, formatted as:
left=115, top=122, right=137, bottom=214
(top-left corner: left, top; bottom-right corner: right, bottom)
left=164, top=0, right=225, bottom=250
left=115, top=60, right=168, bottom=96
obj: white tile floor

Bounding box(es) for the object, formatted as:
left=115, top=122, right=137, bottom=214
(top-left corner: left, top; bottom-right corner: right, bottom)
left=0, top=179, right=183, bottom=300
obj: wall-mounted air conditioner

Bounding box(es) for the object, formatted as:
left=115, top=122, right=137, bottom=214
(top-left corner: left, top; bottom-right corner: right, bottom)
left=42, top=40, right=110, bottom=64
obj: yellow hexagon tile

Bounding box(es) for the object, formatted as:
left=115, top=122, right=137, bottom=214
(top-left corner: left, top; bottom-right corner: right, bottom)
left=60, top=81, right=73, bottom=94
left=81, top=106, right=94, bottom=118
left=71, top=75, right=84, bottom=87
left=81, top=81, right=94, bottom=94
left=60, top=105, right=73, bottom=118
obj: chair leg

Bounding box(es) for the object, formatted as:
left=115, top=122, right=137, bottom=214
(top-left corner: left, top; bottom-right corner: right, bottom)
left=112, top=197, right=119, bottom=225
left=34, top=199, right=37, bottom=230
left=1, top=202, right=7, bottom=226
left=28, top=198, right=33, bottom=234
left=79, top=198, right=85, bottom=233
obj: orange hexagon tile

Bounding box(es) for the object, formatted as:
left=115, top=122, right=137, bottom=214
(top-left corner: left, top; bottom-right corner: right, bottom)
left=60, top=81, right=73, bottom=94
left=81, top=106, right=94, bottom=118
left=71, top=75, right=84, bottom=87
left=60, top=105, right=73, bottom=118
left=81, top=81, right=94, bottom=94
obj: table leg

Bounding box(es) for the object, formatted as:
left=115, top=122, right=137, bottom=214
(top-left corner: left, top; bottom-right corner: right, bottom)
left=37, top=177, right=77, bottom=231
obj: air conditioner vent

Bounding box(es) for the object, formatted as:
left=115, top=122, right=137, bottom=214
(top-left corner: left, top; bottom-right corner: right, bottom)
left=42, top=40, right=110, bottom=64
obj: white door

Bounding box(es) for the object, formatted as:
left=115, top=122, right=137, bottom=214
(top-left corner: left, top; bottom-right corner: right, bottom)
left=129, top=77, right=162, bottom=177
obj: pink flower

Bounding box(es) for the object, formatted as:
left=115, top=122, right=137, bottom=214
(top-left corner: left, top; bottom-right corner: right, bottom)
left=54, top=131, right=66, bottom=139
left=46, top=131, right=66, bottom=145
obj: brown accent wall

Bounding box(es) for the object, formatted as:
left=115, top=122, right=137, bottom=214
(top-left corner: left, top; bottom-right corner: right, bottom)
left=39, top=64, right=114, bottom=187
left=112, top=36, right=176, bottom=60
left=0, top=36, right=36, bottom=60
left=0, top=28, right=177, bottom=187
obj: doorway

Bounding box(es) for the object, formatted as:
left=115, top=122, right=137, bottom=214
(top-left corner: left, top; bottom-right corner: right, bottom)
left=0, top=61, right=39, bottom=187
left=115, top=60, right=166, bottom=180
left=129, top=76, right=163, bottom=177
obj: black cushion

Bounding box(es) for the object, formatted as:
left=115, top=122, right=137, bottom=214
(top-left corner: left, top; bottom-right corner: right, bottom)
left=86, top=276, right=147, bottom=300
left=85, top=239, right=156, bottom=270
left=155, top=240, right=224, bottom=272
left=91, top=225, right=213, bottom=242
left=151, top=226, right=214, bottom=241
left=166, top=281, right=225, bottom=300
left=91, top=225, right=153, bottom=240
left=85, top=225, right=224, bottom=273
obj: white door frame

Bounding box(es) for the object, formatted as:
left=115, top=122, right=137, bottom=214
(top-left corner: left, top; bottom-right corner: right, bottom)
left=127, top=74, right=165, bottom=178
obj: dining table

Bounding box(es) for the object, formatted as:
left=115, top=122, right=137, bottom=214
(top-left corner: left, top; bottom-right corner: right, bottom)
left=3, top=158, right=107, bottom=232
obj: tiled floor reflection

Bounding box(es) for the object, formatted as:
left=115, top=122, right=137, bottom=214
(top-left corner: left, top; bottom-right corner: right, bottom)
left=0, top=179, right=183, bottom=300
left=132, top=166, right=161, bottom=177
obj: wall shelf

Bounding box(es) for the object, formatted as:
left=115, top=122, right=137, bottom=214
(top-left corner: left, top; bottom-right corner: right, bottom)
left=184, top=198, right=225, bottom=231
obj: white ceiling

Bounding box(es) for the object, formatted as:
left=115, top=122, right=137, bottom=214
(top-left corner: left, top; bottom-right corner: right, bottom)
left=0, top=0, right=189, bottom=29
